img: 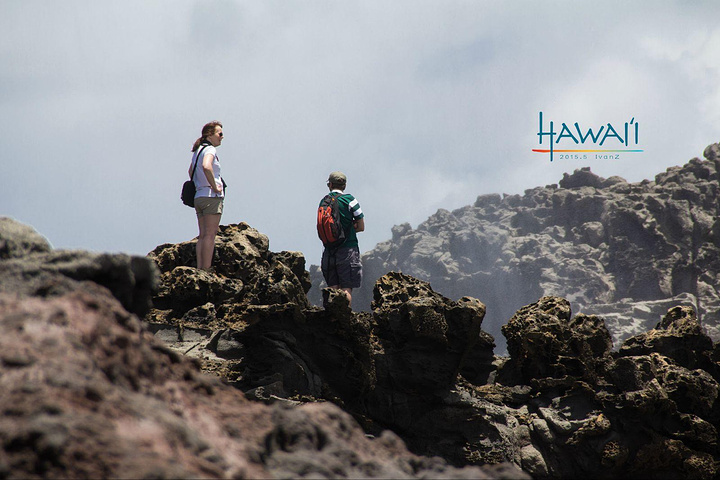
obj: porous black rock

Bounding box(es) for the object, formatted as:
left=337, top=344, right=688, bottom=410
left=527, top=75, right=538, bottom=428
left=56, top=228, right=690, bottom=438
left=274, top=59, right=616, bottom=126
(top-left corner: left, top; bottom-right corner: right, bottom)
left=332, top=147, right=720, bottom=354
left=0, top=218, right=523, bottom=479
left=145, top=217, right=720, bottom=478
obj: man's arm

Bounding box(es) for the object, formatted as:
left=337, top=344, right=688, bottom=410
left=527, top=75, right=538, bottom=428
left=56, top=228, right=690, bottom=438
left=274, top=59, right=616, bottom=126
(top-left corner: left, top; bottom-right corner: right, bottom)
left=354, top=217, right=365, bottom=233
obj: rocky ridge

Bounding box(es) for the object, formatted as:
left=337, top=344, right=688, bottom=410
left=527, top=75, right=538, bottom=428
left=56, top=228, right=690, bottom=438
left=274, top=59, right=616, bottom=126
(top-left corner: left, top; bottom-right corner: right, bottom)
left=0, top=218, right=518, bottom=479
left=336, top=144, right=720, bottom=353
left=142, top=220, right=720, bottom=478
left=4, top=138, right=720, bottom=479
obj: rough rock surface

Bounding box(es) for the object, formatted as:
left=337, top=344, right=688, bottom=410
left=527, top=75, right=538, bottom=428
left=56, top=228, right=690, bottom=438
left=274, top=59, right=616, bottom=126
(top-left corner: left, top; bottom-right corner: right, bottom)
left=144, top=220, right=720, bottom=479
left=497, top=297, right=720, bottom=479
left=322, top=146, right=720, bottom=353
left=0, top=217, right=52, bottom=259
left=5, top=198, right=720, bottom=479
left=0, top=218, right=519, bottom=479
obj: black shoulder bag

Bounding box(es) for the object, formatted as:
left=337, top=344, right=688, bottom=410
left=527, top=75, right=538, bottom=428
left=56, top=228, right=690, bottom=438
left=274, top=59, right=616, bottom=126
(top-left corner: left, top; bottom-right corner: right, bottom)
left=181, top=145, right=208, bottom=207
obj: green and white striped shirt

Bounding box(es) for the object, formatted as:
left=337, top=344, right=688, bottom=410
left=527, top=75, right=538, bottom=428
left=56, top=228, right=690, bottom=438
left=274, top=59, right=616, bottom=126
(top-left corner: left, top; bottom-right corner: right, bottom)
left=325, top=190, right=364, bottom=248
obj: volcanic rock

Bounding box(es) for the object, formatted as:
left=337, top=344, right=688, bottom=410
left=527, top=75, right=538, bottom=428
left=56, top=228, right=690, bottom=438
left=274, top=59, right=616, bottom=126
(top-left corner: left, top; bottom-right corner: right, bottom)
left=492, top=296, right=720, bottom=479
left=0, top=218, right=523, bottom=479
left=0, top=238, right=157, bottom=317
left=5, top=191, right=720, bottom=480
left=499, top=296, right=612, bottom=385
left=145, top=219, right=720, bottom=478
left=0, top=217, right=52, bottom=259
left=330, top=147, right=720, bottom=354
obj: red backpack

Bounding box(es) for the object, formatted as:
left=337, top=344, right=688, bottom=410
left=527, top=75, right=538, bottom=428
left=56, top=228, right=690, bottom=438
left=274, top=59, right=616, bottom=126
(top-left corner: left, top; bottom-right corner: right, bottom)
left=317, top=194, right=346, bottom=249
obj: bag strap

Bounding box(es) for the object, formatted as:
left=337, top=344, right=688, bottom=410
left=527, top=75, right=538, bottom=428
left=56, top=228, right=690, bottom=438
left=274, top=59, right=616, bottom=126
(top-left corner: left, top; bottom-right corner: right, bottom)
left=189, top=144, right=210, bottom=180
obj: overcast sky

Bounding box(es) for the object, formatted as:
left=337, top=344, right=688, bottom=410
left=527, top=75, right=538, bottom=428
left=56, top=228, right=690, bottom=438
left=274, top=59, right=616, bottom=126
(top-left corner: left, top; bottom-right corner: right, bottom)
left=2, top=1, right=720, bottom=267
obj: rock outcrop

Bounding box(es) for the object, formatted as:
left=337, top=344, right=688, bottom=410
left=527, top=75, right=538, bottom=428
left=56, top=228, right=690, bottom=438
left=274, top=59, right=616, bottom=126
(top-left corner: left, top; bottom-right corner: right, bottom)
left=494, top=297, right=720, bottom=479
left=143, top=220, right=720, bottom=479
left=0, top=218, right=517, bottom=479
left=6, top=140, right=720, bottom=480
left=333, top=146, right=720, bottom=353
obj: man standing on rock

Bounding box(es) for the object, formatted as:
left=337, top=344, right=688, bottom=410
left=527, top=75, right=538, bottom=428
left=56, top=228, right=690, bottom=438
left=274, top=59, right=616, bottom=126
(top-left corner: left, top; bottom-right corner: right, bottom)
left=318, top=171, right=365, bottom=307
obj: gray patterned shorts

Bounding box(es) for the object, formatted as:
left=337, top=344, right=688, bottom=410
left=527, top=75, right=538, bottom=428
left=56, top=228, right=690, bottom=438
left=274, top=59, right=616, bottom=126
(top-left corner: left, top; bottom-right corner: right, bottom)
left=321, top=245, right=362, bottom=289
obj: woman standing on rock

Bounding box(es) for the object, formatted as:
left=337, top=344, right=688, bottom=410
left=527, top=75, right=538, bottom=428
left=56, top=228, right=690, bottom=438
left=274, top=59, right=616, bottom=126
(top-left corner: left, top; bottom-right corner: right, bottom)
left=189, top=121, right=225, bottom=271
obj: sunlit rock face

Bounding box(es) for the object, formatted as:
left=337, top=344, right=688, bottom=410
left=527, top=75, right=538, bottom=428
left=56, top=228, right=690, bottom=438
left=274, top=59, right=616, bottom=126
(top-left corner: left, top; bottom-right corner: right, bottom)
left=334, top=145, right=720, bottom=353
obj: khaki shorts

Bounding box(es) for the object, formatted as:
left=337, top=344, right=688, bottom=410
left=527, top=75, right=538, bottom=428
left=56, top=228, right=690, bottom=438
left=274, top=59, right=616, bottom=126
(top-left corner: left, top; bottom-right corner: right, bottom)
left=194, top=197, right=224, bottom=217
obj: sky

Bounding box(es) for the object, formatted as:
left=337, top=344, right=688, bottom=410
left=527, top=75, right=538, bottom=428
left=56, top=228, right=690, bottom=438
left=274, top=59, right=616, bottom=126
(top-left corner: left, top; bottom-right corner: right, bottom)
left=2, top=1, right=720, bottom=267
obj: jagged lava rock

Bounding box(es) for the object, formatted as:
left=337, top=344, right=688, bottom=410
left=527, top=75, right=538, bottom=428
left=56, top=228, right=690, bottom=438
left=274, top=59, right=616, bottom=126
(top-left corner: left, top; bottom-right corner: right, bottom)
left=0, top=289, right=509, bottom=479
left=493, top=296, right=720, bottom=479
left=330, top=146, right=720, bottom=353
left=143, top=214, right=720, bottom=478
left=499, top=296, right=612, bottom=385
left=147, top=222, right=311, bottom=329
left=371, top=272, right=486, bottom=392
left=146, top=234, right=519, bottom=470
left=141, top=216, right=720, bottom=478
left=0, top=219, right=523, bottom=479
left=619, top=305, right=714, bottom=369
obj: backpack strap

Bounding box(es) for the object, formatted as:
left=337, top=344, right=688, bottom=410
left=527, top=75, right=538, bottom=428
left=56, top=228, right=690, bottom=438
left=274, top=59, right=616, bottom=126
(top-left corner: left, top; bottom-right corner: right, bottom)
left=189, top=144, right=210, bottom=181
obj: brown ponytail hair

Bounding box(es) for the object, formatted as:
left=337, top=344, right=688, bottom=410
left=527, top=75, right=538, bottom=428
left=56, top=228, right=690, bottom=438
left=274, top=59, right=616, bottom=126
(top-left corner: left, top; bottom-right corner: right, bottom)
left=191, top=121, right=223, bottom=151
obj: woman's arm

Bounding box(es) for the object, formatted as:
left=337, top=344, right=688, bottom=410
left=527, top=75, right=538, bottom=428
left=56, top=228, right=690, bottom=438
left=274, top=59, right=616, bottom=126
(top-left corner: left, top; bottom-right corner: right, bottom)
left=202, top=153, right=222, bottom=194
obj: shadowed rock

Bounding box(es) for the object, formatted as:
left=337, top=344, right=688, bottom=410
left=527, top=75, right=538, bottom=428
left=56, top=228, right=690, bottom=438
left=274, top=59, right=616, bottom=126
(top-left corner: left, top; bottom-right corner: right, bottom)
left=0, top=219, right=524, bottom=479
left=371, top=272, right=486, bottom=392
left=324, top=147, right=720, bottom=354
left=0, top=218, right=157, bottom=317
left=619, top=305, right=714, bottom=369
left=499, top=296, right=613, bottom=386
left=139, top=210, right=720, bottom=479
left=493, top=296, right=719, bottom=479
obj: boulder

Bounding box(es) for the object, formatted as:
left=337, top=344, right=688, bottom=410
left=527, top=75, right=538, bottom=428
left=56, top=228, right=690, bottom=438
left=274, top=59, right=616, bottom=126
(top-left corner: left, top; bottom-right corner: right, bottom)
left=371, top=273, right=486, bottom=391
left=0, top=249, right=157, bottom=317
left=499, top=296, right=612, bottom=385
left=619, top=305, right=714, bottom=370
left=0, top=217, right=52, bottom=259
left=559, top=167, right=605, bottom=189
left=146, top=223, right=310, bottom=325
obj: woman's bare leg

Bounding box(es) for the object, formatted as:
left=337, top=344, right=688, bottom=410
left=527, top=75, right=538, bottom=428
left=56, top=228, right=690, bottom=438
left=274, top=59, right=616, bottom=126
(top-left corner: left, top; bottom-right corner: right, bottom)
left=197, top=214, right=221, bottom=270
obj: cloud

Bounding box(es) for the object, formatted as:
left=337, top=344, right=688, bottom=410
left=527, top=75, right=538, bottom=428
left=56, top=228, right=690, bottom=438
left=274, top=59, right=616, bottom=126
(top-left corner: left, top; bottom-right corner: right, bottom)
left=2, top=1, right=720, bottom=268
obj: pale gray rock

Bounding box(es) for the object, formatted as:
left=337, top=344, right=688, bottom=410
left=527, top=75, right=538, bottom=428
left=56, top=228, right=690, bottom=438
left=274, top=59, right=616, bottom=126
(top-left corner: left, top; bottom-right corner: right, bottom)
left=0, top=217, right=52, bottom=259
